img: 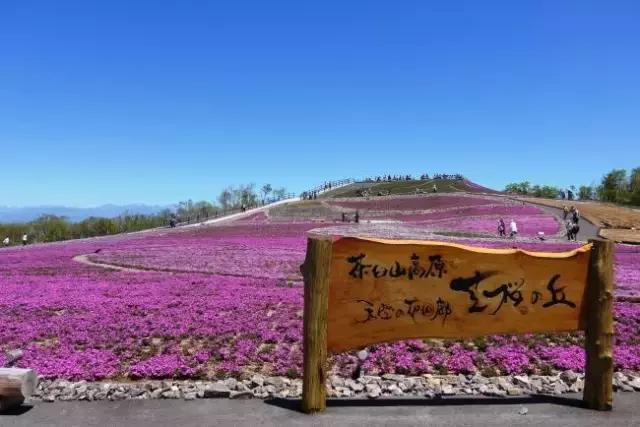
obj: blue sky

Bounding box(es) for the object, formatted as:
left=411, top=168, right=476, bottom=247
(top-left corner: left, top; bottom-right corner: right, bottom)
left=1, top=1, right=639, bottom=206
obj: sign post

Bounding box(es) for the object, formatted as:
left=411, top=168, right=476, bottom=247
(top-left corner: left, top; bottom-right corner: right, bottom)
left=301, top=235, right=613, bottom=413
left=301, top=237, right=332, bottom=413
left=583, top=239, right=614, bottom=410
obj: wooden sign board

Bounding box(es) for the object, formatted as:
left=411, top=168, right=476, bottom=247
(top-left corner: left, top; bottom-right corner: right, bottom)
left=328, top=238, right=590, bottom=352
left=301, top=236, right=614, bottom=413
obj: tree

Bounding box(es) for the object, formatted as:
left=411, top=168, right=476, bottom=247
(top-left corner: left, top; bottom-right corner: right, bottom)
left=193, top=201, right=216, bottom=219
left=579, top=185, right=594, bottom=200
left=237, top=184, right=258, bottom=208
left=504, top=182, right=531, bottom=195
left=272, top=187, right=287, bottom=200
left=531, top=185, right=560, bottom=199
left=31, top=215, right=71, bottom=242
left=630, top=167, right=640, bottom=205
left=218, top=188, right=232, bottom=213
left=597, top=169, right=629, bottom=203
left=261, top=183, right=273, bottom=204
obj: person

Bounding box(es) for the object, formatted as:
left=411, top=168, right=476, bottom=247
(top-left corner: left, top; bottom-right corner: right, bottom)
left=22, top=234, right=28, bottom=245
left=572, top=222, right=580, bottom=240
left=497, top=218, right=506, bottom=237
left=509, top=219, right=518, bottom=238
left=432, top=184, right=438, bottom=193
left=572, top=207, right=580, bottom=224
left=3, top=237, right=9, bottom=246
left=169, top=216, right=177, bottom=228
left=354, top=210, right=360, bottom=223
left=562, top=206, right=569, bottom=220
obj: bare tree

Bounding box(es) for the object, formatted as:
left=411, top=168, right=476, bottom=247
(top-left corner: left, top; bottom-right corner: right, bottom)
left=261, top=183, right=273, bottom=204
left=218, top=188, right=232, bottom=213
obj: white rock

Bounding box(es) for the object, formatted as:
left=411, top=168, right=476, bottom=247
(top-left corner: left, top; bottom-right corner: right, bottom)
left=366, top=383, right=381, bottom=398
left=250, top=374, right=265, bottom=387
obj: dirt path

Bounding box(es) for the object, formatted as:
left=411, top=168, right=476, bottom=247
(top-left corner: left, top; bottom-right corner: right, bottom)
left=72, top=254, right=150, bottom=273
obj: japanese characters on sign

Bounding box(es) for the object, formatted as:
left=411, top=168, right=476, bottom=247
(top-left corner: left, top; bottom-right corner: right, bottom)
left=327, top=237, right=591, bottom=352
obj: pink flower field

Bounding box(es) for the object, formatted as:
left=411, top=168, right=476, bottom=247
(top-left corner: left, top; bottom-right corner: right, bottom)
left=1, top=195, right=639, bottom=382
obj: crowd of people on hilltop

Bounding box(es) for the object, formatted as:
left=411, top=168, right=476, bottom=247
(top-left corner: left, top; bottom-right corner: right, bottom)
left=301, top=191, right=319, bottom=200
left=431, top=173, right=464, bottom=180
left=362, top=173, right=464, bottom=183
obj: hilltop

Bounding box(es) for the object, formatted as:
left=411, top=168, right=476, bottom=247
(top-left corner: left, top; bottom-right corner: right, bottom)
left=319, top=178, right=497, bottom=199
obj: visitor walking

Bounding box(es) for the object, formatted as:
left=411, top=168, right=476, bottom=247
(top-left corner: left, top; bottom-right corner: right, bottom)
left=22, top=234, right=28, bottom=246
left=571, top=207, right=580, bottom=224
left=509, top=219, right=518, bottom=238
left=562, top=206, right=569, bottom=220
left=3, top=237, right=9, bottom=246
left=566, top=220, right=580, bottom=241
left=497, top=218, right=506, bottom=237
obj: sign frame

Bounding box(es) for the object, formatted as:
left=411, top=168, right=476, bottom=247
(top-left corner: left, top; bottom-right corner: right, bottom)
left=300, top=236, right=614, bottom=413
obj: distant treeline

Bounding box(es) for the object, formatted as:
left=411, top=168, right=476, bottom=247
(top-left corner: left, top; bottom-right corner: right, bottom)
left=0, top=183, right=288, bottom=246
left=505, top=167, right=640, bottom=205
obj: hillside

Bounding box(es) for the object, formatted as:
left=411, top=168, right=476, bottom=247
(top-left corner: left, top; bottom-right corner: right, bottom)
left=320, top=178, right=497, bottom=198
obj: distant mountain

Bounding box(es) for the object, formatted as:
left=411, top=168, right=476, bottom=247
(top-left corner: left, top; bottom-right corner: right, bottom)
left=0, top=204, right=170, bottom=223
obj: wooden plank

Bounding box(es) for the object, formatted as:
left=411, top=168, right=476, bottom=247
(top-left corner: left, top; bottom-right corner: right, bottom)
left=0, top=368, right=38, bottom=409
left=301, top=237, right=333, bottom=413
left=583, top=239, right=614, bottom=411
left=327, top=237, right=592, bottom=352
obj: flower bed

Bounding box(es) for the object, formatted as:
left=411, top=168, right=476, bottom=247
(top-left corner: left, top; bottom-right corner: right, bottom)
left=327, top=194, right=501, bottom=211
left=0, top=210, right=639, bottom=381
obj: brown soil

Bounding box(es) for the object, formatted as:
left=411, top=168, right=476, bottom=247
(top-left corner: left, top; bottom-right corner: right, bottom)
left=599, top=228, right=640, bottom=244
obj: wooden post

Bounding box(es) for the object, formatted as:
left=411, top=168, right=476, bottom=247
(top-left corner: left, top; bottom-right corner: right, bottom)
left=583, top=239, right=614, bottom=411
left=301, top=237, right=332, bottom=413
left=0, top=368, right=38, bottom=410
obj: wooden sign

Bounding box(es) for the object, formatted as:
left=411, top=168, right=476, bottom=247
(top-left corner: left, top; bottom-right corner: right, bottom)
left=301, top=236, right=614, bottom=413
left=328, top=238, right=591, bottom=352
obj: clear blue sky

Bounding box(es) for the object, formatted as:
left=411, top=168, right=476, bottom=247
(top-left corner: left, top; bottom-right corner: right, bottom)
left=1, top=1, right=639, bottom=206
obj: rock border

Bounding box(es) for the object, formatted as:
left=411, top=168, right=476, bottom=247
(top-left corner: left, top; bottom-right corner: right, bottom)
left=30, top=372, right=640, bottom=403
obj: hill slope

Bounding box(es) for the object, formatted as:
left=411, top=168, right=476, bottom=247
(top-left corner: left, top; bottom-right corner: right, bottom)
left=320, top=178, right=497, bottom=198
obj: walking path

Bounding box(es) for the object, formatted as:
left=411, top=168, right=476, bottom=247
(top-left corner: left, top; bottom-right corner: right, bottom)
left=185, top=197, right=300, bottom=227
left=504, top=196, right=600, bottom=242
left=531, top=204, right=600, bottom=241
left=72, top=254, right=150, bottom=273
left=2, top=394, right=639, bottom=426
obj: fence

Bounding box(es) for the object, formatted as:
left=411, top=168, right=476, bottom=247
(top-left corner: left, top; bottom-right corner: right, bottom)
left=301, top=179, right=355, bottom=199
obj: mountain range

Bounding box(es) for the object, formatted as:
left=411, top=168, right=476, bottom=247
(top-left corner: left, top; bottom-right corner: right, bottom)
left=0, top=204, right=170, bottom=223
